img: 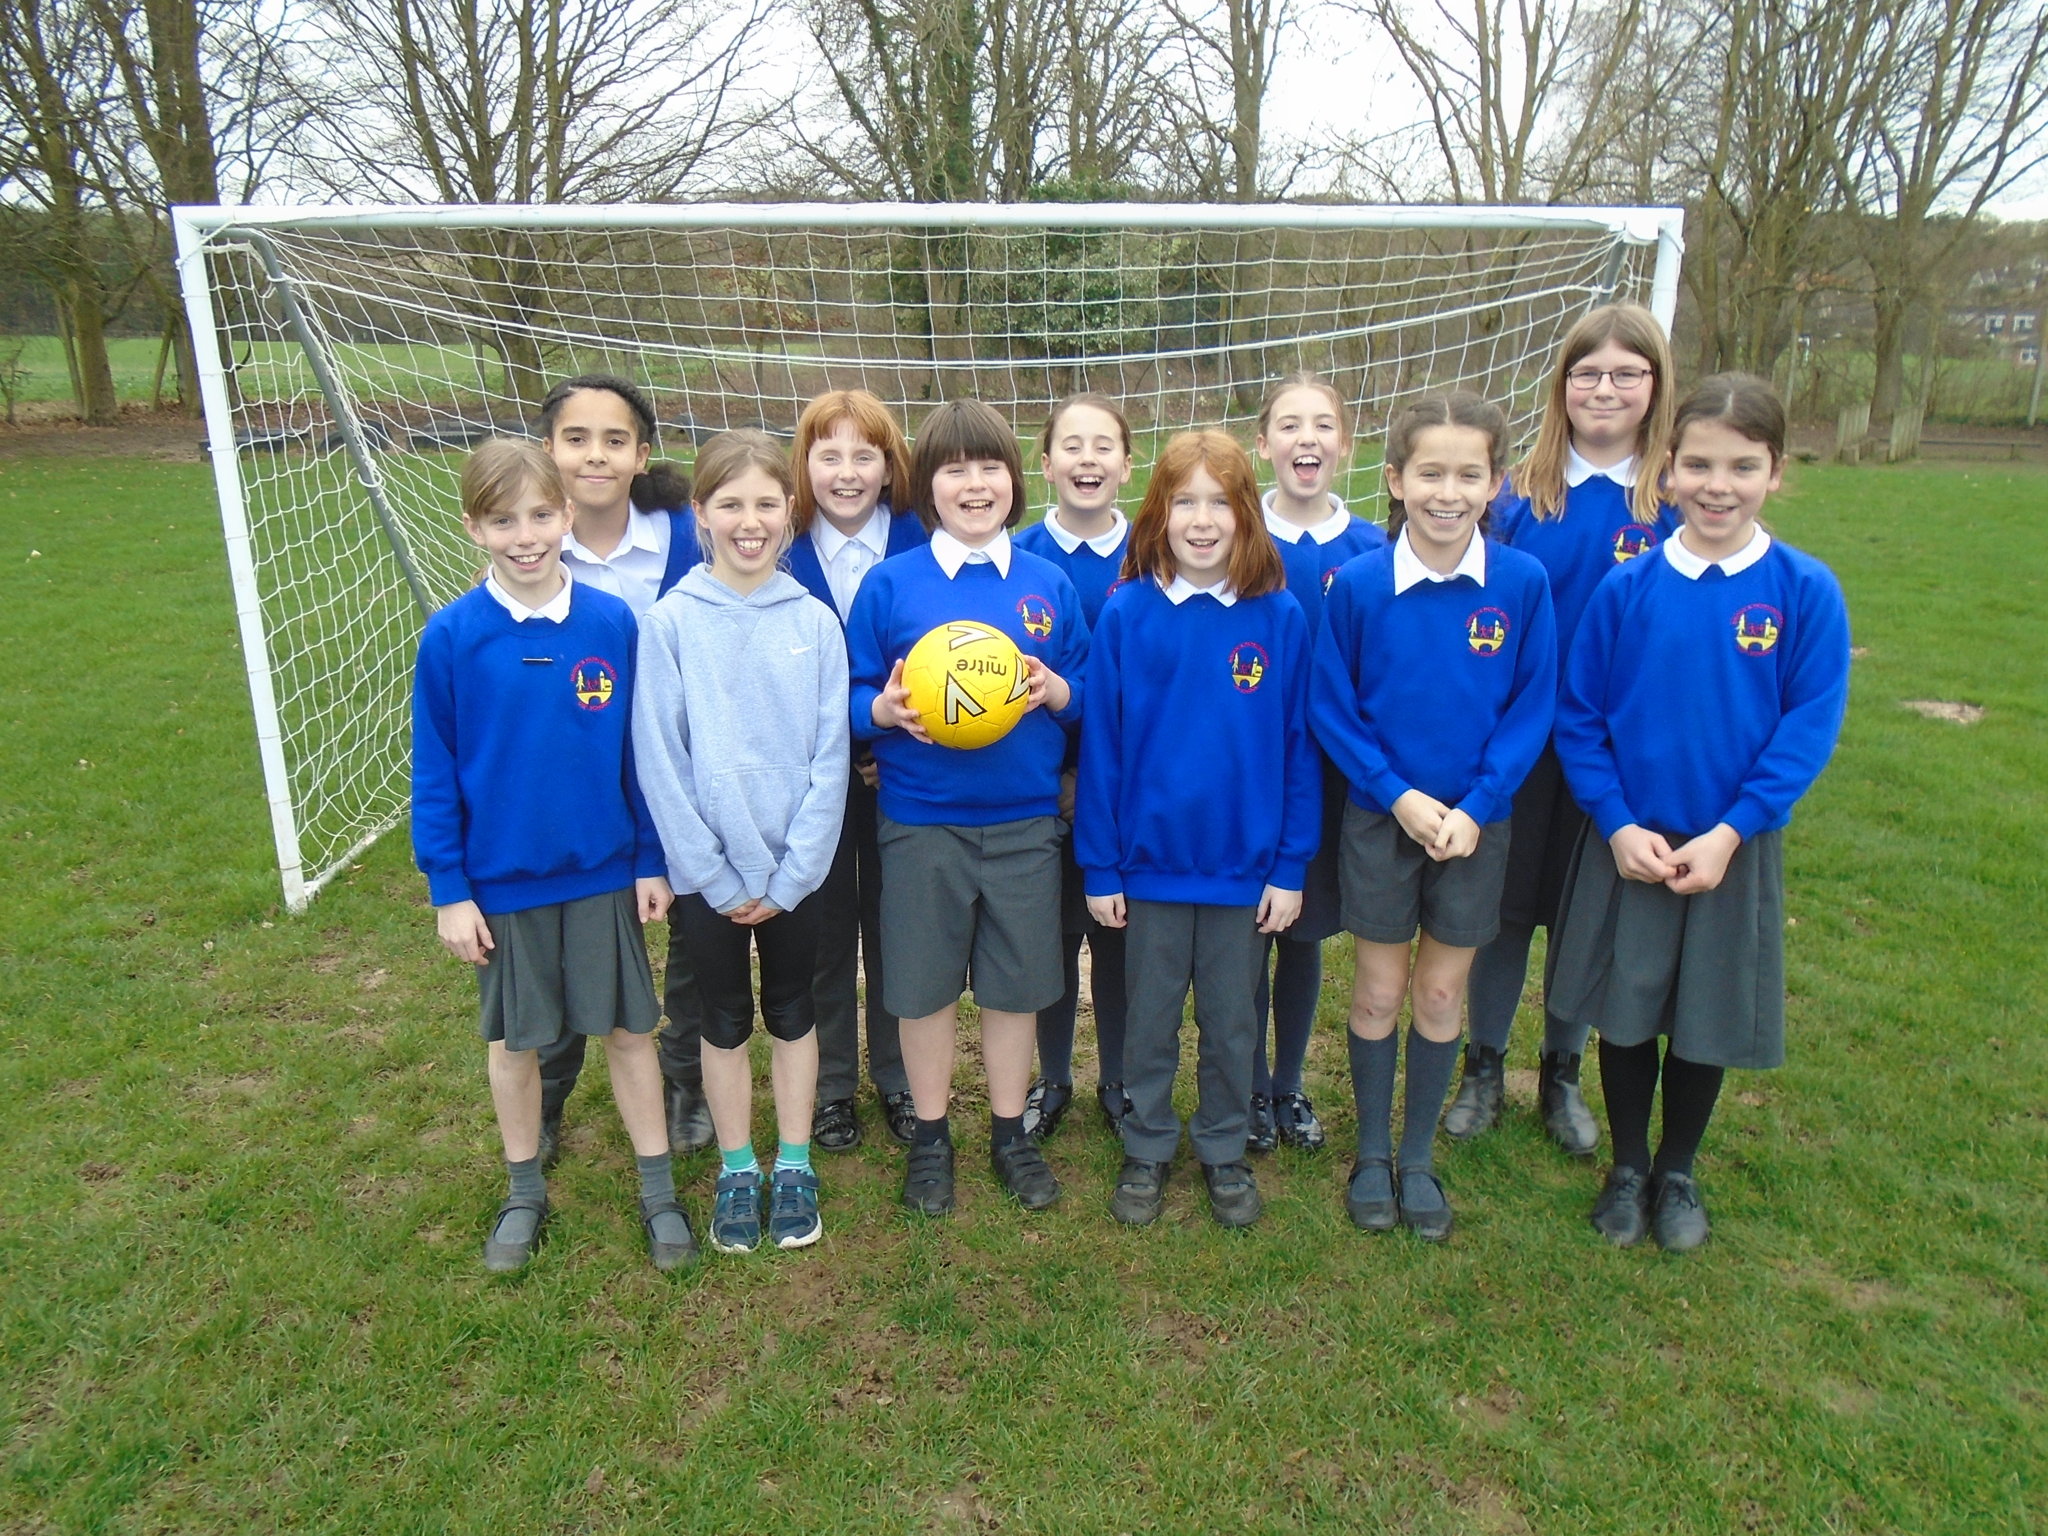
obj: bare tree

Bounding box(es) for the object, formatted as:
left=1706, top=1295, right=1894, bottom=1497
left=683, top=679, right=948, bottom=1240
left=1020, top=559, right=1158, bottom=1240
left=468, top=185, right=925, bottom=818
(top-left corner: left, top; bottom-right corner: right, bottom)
left=1157, top=0, right=1294, bottom=201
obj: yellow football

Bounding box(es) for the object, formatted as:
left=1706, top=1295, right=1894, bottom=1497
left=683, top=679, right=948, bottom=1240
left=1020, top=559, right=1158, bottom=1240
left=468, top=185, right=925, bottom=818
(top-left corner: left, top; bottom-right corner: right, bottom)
left=902, top=620, right=1030, bottom=750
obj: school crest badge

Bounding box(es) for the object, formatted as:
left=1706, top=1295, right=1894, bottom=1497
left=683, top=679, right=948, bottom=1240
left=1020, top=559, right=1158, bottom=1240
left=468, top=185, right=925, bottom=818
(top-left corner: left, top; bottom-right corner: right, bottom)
left=1466, top=607, right=1509, bottom=656
left=1228, top=641, right=1269, bottom=693
left=1016, top=594, right=1056, bottom=639
left=572, top=657, right=617, bottom=709
left=1611, top=524, right=1659, bottom=563
left=1732, top=604, right=1782, bottom=656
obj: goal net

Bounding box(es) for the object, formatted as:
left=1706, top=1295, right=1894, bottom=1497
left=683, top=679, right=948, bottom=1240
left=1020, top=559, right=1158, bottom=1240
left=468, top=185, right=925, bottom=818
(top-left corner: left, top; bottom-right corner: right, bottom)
left=173, top=201, right=1684, bottom=910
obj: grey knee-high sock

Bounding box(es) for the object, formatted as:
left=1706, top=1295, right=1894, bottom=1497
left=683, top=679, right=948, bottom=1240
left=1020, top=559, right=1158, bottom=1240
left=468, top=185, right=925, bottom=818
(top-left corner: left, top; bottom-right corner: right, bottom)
left=1348, top=1029, right=1398, bottom=1162
left=636, top=1151, right=690, bottom=1244
left=498, top=1154, right=546, bottom=1244
left=1398, top=1029, right=1463, bottom=1171
left=1466, top=923, right=1534, bottom=1054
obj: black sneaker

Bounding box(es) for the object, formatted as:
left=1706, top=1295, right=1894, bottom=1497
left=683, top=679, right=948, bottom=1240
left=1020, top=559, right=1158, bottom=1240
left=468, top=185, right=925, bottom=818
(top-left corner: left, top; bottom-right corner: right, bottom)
left=1201, top=1160, right=1262, bottom=1228
left=991, top=1138, right=1063, bottom=1209
left=901, top=1139, right=955, bottom=1215
left=666, top=1082, right=715, bottom=1155
left=1022, top=1078, right=1074, bottom=1141
left=1344, top=1157, right=1397, bottom=1232
left=1246, top=1093, right=1278, bottom=1154
left=813, top=1098, right=861, bottom=1152
left=879, top=1088, right=918, bottom=1146
left=1097, top=1082, right=1134, bottom=1132
left=639, top=1194, right=699, bottom=1272
left=1272, top=1091, right=1326, bottom=1151
left=1650, top=1171, right=1711, bottom=1253
left=1110, top=1156, right=1170, bottom=1225
left=1538, top=1051, right=1600, bottom=1157
left=1397, top=1166, right=1454, bottom=1243
left=536, top=1112, right=563, bottom=1172
left=482, top=1194, right=548, bottom=1273
left=1442, top=1044, right=1505, bottom=1140
left=1591, top=1165, right=1652, bottom=1247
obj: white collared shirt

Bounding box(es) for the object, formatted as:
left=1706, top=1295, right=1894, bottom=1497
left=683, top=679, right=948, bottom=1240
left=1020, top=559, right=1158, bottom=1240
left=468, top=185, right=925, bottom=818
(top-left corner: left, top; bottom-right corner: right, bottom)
left=1565, top=446, right=1638, bottom=489
left=559, top=503, right=670, bottom=619
left=1159, top=572, right=1238, bottom=606
left=1663, top=524, right=1772, bottom=580
left=930, top=527, right=1013, bottom=578
left=812, top=506, right=893, bottom=619
left=484, top=564, right=574, bottom=622
left=1262, top=491, right=1352, bottom=545
left=1040, top=507, right=1129, bottom=557
left=1391, top=525, right=1488, bottom=595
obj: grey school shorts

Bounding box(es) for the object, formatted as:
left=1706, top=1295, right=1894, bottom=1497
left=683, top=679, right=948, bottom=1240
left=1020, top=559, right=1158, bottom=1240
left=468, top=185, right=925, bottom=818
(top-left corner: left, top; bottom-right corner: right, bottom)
left=877, top=814, right=1064, bottom=1019
left=1339, top=801, right=1512, bottom=949
left=477, top=887, right=660, bottom=1052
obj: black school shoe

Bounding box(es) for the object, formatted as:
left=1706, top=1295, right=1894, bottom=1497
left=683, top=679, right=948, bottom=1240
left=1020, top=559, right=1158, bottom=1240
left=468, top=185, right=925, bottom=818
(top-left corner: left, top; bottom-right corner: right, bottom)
left=1022, top=1078, right=1075, bottom=1142
left=1650, top=1171, right=1711, bottom=1253
left=1441, top=1044, right=1505, bottom=1140
left=666, top=1082, right=715, bottom=1155
left=1246, top=1093, right=1278, bottom=1154
left=1110, top=1157, right=1170, bottom=1225
left=901, top=1139, right=956, bottom=1215
left=1272, top=1091, right=1327, bottom=1151
left=1397, top=1167, right=1454, bottom=1243
left=879, top=1089, right=918, bottom=1146
left=482, top=1194, right=548, bottom=1273
left=1345, top=1157, right=1398, bottom=1232
left=813, top=1098, right=861, bottom=1152
left=991, top=1138, right=1063, bottom=1209
left=1097, top=1082, right=1134, bottom=1133
left=639, top=1194, right=700, bottom=1273
left=536, top=1112, right=564, bottom=1172
left=1201, top=1160, right=1263, bottom=1228
left=1590, top=1165, right=1652, bottom=1247
left=1538, top=1051, right=1600, bottom=1157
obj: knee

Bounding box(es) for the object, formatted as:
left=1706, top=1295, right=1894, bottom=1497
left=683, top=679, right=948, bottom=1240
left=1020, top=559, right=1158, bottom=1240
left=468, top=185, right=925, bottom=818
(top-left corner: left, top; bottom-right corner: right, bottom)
left=601, top=1028, right=655, bottom=1061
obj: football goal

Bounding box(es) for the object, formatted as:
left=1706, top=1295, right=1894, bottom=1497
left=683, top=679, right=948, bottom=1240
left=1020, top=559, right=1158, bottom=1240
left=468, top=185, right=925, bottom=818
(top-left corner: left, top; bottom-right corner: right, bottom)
left=172, top=200, right=1684, bottom=910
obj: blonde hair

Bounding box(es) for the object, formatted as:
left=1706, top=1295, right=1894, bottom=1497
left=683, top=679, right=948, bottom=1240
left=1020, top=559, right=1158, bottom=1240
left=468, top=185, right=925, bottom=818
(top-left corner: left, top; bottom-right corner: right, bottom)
left=1256, top=371, right=1352, bottom=447
left=1514, top=304, right=1675, bottom=524
left=460, top=439, right=566, bottom=524
left=690, top=429, right=798, bottom=564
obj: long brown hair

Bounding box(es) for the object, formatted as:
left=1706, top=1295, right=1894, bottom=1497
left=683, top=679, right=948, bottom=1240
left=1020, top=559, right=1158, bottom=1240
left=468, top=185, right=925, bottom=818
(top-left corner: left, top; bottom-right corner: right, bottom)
left=690, top=429, right=797, bottom=563
left=1123, top=431, right=1285, bottom=599
left=1382, top=392, right=1509, bottom=543
left=1514, top=303, right=1674, bottom=524
left=791, top=388, right=913, bottom=534
left=537, top=374, right=691, bottom=512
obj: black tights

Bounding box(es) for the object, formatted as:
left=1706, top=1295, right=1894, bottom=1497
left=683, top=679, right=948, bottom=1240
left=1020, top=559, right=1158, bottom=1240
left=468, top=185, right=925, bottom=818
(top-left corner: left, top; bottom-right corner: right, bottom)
left=1597, top=1037, right=1724, bottom=1178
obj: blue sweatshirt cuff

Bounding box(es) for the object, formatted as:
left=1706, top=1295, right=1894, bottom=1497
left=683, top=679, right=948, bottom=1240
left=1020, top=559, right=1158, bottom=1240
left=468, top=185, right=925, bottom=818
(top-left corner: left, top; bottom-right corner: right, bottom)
left=1588, top=792, right=1636, bottom=843
left=426, top=870, right=473, bottom=907
left=1267, top=858, right=1308, bottom=893
left=1724, top=800, right=1769, bottom=842
left=1082, top=866, right=1122, bottom=899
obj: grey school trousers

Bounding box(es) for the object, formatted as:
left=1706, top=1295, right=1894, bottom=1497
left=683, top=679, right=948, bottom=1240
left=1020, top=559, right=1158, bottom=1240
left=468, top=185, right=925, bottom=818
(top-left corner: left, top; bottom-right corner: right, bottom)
left=1119, top=900, right=1266, bottom=1166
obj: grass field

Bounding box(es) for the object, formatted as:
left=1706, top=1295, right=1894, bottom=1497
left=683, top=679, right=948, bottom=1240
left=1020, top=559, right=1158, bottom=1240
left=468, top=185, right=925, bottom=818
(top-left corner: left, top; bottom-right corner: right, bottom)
left=2, top=455, right=2045, bottom=1534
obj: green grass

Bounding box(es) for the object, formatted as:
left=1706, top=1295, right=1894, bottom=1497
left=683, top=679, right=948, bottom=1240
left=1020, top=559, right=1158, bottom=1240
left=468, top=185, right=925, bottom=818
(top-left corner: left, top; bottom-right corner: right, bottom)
left=3, top=458, right=2045, bottom=1533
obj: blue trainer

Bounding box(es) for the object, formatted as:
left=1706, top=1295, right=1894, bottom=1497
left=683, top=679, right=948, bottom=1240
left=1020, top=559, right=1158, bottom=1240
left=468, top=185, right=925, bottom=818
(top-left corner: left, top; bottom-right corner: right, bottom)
left=710, top=1168, right=763, bottom=1254
left=768, top=1166, right=823, bottom=1249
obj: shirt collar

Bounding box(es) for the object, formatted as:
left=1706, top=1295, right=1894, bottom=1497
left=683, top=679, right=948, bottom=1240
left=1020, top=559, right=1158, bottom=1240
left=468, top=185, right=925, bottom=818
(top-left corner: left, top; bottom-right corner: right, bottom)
left=1391, top=526, right=1487, bottom=594
left=1565, top=446, right=1637, bottom=489
left=484, top=564, right=574, bottom=622
left=561, top=502, right=661, bottom=563
left=812, top=504, right=892, bottom=563
left=1663, top=524, right=1772, bottom=579
left=930, top=527, right=1012, bottom=578
left=1040, top=507, right=1128, bottom=557
left=1159, top=572, right=1238, bottom=606
left=1261, top=491, right=1352, bottom=545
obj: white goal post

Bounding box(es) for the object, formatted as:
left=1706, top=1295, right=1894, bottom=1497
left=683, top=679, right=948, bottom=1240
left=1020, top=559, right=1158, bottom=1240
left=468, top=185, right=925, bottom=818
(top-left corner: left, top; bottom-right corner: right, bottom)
left=172, top=200, right=1685, bottom=911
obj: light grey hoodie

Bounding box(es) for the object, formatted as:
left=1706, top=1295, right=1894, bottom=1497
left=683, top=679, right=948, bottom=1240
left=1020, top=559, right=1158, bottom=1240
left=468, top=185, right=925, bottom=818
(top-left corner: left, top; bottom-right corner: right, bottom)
left=633, top=567, right=849, bottom=914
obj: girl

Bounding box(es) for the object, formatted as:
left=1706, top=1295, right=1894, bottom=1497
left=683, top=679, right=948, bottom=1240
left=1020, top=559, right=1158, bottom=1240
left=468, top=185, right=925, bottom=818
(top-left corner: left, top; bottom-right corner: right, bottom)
left=1311, top=393, right=1557, bottom=1242
left=534, top=375, right=709, bottom=1167
left=1012, top=393, right=1136, bottom=1140
left=845, top=398, right=1089, bottom=1216
left=786, top=390, right=928, bottom=1154
left=633, top=431, right=850, bottom=1254
left=1077, top=431, right=1320, bottom=1229
left=1448, top=306, right=1678, bottom=1157
left=1550, top=375, right=1848, bottom=1252
left=410, top=439, right=686, bottom=1272
left=1250, top=373, right=1387, bottom=1153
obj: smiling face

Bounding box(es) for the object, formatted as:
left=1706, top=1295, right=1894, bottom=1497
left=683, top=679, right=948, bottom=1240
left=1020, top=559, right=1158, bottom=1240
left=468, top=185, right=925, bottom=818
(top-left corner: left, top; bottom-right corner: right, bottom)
left=1563, top=340, right=1656, bottom=464
left=1256, top=385, right=1347, bottom=519
left=465, top=480, right=572, bottom=606
left=1667, top=417, right=1781, bottom=562
left=929, top=454, right=1014, bottom=548
left=1043, top=402, right=1132, bottom=530
left=1386, top=423, right=1502, bottom=571
left=543, top=387, right=650, bottom=520
left=1165, top=464, right=1238, bottom=587
left=805, top=416, right=891, bottom=537
left=697, top=465, right=792, bottom=593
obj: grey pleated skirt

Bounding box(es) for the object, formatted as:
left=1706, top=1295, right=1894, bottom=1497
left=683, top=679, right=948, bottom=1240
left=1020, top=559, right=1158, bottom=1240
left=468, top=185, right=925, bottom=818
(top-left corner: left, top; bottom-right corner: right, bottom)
left=1545, top=826, right=1787, bottom=1070
left=476, top=887, right=660, bottom=1052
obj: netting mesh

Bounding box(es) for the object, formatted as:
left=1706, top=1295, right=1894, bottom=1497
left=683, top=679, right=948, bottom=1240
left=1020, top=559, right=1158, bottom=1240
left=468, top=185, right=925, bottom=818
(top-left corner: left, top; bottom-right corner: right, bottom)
left=182, top=206, right=1664, bottom=907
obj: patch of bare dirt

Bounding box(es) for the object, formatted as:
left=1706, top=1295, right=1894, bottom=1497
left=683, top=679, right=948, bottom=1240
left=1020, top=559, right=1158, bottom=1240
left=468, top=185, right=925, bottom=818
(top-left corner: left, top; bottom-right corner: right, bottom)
left=1901, top=699, right=1985, bottom=724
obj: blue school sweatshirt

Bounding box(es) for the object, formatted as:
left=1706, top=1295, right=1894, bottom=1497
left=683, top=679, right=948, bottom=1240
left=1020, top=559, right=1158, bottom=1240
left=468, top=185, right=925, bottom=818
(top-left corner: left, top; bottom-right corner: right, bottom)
left=1263, top=494, right=1387, bottom=637
left=846, top=540, right=1090, bottom=826
left=1311, top=535, right=1557, bottom=826
left=1492, top=474, right=1678, bottom=661
left=1012, top=511, right=1130, bottom=628
left=1555, top=536, right=1850, bottom=843
left=1076, top=579, right=1321, bottom=905
left=411, top=582, right=666, bottom=913
left=783, top=504, right=930, bottom=627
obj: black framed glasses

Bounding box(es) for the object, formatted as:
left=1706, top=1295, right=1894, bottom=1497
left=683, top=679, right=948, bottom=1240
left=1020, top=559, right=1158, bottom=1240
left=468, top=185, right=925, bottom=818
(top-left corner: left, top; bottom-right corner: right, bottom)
left=1566, top=366, right=1653, bottom=390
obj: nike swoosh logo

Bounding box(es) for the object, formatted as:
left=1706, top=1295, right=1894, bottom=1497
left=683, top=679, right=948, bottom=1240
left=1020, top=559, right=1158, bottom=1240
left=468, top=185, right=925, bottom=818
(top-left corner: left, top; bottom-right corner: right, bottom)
left=789, top=644, right=813, bottom=654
